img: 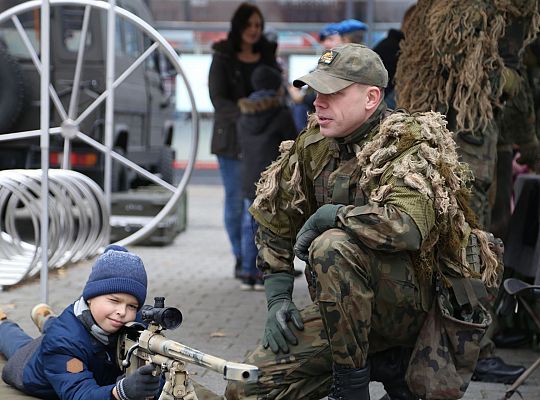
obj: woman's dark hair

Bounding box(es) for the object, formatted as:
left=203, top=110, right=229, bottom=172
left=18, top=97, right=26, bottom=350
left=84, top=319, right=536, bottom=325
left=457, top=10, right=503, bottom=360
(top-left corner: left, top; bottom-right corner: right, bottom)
left=228, top=2, right=267, bottom=52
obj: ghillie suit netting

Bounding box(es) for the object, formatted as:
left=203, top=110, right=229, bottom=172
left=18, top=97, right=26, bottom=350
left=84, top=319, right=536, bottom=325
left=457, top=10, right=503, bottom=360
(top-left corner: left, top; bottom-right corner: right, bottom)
left=395, top=0, right=540, bottom=137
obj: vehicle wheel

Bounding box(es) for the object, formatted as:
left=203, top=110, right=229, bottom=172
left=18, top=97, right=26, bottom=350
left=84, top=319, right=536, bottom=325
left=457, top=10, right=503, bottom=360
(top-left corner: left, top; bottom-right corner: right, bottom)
left=0, top=46, right=25, bottom=133
left=157, top=147, right=175, bottom=184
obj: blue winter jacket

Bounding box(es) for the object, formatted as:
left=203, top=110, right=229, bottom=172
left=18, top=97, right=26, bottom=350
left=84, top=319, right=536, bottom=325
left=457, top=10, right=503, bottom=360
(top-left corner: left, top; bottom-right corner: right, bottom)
left=22, top=304, right=121, bottom=400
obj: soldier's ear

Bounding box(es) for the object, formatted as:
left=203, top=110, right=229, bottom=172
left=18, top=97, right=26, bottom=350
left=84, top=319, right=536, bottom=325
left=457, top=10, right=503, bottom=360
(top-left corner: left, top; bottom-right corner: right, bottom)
left=365, top=86, right=382, bottom=110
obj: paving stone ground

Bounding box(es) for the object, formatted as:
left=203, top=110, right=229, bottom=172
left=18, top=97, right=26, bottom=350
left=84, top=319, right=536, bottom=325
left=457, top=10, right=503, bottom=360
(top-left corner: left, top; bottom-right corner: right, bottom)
left=1, top=182, right=539, bottom=399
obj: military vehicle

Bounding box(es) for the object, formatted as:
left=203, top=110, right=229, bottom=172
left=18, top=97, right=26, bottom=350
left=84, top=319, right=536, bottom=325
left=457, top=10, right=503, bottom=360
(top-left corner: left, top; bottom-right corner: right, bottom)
left=0, top=0, right=176, bottom=191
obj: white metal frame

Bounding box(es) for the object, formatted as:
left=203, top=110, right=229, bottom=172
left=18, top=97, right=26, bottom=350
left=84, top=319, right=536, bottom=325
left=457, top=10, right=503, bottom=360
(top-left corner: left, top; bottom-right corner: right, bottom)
left=0, top=0, right=199, bottom=301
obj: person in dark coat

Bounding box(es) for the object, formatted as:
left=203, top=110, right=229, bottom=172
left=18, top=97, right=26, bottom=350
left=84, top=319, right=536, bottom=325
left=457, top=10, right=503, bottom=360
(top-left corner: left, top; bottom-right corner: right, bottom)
left=372, top=4, right=416, bottom=108
left=237, top=65, right=297, bottom=290
left=0, top=245, right=162, bottom=400
left=208, top=2, right=279, bottom=279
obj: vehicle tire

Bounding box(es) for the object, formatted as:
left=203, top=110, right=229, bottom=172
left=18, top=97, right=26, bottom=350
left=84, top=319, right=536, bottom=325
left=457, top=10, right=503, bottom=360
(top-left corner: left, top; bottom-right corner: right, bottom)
left=0, top=46, right=25, bottom=133
left=112, top=147, right=131, bottom=192
left=157, top=147, right=175, bottom=184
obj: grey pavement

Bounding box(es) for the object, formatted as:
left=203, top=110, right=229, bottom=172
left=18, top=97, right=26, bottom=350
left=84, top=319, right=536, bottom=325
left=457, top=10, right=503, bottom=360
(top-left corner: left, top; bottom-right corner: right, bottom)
left=1, top=181, right=540, bottom=399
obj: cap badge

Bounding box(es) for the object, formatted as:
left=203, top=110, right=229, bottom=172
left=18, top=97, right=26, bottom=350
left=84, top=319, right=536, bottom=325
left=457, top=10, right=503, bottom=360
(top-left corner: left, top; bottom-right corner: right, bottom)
left=319, top=50, right=337, bottom=65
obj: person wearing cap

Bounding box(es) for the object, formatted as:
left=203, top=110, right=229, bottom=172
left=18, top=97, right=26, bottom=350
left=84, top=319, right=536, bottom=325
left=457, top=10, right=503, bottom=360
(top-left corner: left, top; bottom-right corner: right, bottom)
left=319, top=22, right=344, bottom=50
left=338, top=19, right=368, bottom=45
left=225, top=43, right=500, bottom=400
left=319, top=19, right=368, bottom=51
left=0, top=245, right=162, bottom=400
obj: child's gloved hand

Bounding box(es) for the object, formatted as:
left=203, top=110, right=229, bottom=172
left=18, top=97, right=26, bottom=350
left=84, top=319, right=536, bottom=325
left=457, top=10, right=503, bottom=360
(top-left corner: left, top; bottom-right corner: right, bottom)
left=115, top=364, right=160, bottom=400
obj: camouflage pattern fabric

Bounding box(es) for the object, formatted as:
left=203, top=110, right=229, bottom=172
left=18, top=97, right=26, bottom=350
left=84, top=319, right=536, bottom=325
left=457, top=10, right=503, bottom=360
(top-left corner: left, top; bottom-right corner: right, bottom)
left=310, top=228, right=430, bottom=366
left=226, top=227, right=431, bottom=399
left=406, top=283, right=491, bottom=399
left=452, top=122, right=498, bottom=229
left=242, top=107, right=495, bottom=399
left=225, top=304, right=332, bottom=400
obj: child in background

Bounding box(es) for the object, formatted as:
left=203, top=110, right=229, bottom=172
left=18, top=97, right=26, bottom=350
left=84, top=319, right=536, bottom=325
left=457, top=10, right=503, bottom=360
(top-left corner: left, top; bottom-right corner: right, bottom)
left=0, top=245, right=161, bottom=400
left=237, top=65, right=298, bottom=290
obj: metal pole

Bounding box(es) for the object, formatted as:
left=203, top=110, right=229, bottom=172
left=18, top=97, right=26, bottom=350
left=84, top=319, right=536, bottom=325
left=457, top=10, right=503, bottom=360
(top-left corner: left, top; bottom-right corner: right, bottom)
left=63, top=5, right=91, bottom=169
left=104, top=0, right=116, bottom=221
left=366, top=0, right=375, bottom=47
left=40, top=0, right=51, bottom=303
left=345, top=0, right=353, bottom=19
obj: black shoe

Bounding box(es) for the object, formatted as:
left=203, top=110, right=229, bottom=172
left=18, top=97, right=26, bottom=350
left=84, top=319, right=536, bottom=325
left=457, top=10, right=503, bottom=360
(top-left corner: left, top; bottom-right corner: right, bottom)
left=472, top=356, right=526, bottom=384
left=234, top=257, right=242, bottom=280
left=328, top=365, right=370, bottom=400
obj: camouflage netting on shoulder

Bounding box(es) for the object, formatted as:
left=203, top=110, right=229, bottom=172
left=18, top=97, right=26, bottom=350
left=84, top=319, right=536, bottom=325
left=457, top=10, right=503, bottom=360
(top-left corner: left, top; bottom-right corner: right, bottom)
left=496, top=0, right=540, bottom=51
left=355, top=111, right=499, bottom=285
left=395, top=0, right=506, bottom=135
left=253, top=139, right=306, bottom=215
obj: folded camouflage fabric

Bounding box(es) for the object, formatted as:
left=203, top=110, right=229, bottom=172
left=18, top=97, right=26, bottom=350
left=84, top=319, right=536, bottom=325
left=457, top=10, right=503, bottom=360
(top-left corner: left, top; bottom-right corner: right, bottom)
left=406, top=278, right=491, bottom=399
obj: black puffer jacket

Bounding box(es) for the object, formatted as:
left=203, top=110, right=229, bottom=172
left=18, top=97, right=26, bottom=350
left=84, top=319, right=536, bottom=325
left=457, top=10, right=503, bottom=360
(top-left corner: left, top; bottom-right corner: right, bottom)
left=237, top=90, right=297, bottom=199
left=208, top=39, right=278, bottom=158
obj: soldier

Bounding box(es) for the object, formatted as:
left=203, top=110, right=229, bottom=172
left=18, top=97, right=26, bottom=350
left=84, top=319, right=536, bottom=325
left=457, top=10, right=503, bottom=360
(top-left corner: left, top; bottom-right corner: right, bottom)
left=225, top=44, right=501, bottom=400
left=395, top=0, right=537, bottom=383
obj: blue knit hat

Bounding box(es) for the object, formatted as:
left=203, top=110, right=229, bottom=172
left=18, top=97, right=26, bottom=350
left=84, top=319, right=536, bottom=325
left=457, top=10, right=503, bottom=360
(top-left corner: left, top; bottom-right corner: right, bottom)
left=82, top=245, right=147, bottom=309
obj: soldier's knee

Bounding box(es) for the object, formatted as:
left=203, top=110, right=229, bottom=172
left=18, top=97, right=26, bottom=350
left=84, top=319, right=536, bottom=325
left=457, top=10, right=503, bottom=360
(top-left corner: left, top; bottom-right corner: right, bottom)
left=310, top=229, right=350, bottom=262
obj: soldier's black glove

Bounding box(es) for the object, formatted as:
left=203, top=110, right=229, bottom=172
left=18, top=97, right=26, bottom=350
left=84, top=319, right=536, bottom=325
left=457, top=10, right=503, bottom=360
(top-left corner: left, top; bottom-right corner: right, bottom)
left=115, top=364, right=161, bottom=400
left=294, top=204, right=342, bottom=262
left=263, top=273, right=304, bottom=354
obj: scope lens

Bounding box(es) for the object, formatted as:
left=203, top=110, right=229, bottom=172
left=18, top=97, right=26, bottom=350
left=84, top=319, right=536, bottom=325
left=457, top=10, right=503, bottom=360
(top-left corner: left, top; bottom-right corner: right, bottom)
left=160, top=307, right=183, bottom=330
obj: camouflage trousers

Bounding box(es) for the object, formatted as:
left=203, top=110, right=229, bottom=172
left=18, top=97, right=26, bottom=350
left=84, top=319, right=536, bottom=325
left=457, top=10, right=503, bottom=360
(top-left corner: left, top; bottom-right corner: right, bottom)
left=226, top=229, right=432, bottom=400
left=453, top=122, right=499, bottom=229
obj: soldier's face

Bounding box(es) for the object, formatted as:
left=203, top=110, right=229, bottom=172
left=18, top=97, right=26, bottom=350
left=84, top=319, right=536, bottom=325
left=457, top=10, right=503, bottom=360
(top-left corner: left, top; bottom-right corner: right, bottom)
left=314, top=83, right=381, bottom=138
left=87, top=293, right=138, bottom=333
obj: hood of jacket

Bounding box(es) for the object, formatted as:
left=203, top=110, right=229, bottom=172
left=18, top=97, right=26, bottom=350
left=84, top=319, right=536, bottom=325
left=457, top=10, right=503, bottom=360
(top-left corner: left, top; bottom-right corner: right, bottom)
left=238, top=93, right=286, bottom=134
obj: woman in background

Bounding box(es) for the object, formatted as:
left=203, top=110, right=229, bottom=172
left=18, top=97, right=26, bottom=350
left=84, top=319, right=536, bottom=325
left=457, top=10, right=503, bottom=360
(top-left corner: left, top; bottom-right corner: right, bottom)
left=208, top=2, right=279, bottom=278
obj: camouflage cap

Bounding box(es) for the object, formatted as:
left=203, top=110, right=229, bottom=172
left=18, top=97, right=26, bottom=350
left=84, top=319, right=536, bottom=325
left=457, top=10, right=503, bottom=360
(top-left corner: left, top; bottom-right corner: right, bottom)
left=293, top=43, right=388, bottom=94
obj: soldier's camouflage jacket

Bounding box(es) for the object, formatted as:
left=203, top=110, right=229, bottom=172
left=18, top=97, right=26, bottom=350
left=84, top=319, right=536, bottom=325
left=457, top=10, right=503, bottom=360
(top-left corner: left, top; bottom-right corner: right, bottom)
left=250, top=103, right=430, bottom=275
left=250, top=101, right=500, bottom=288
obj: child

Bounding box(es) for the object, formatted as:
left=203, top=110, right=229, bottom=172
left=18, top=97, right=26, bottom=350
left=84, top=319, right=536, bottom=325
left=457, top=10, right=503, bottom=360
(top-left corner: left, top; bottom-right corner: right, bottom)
left=237, top=65, right=297, bottom=290
left=0, top=245, right=161, bottom=400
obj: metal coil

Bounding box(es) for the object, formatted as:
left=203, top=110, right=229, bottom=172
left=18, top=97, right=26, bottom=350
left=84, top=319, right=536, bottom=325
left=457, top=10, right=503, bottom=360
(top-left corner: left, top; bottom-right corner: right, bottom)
left=0, top=169, right=109, bottom=286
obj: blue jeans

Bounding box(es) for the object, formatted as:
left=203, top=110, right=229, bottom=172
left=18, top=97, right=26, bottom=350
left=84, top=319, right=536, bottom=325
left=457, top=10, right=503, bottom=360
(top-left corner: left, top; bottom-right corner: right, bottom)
left=241, top=198, right=259, bottom=279
left=217, top=156, right=243, bottom=260
left=0, top=321, right=32, bottom=359
left=0, top=318, right=55, bottom=359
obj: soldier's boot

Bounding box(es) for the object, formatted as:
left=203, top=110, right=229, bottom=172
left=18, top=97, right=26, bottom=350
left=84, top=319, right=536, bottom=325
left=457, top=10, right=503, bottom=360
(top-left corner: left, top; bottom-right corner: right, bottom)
left=31, top=303, right=56, bottom=333
left=328, top=364, right=370, bottom=400
left=370, top=347, right=418, bottom=400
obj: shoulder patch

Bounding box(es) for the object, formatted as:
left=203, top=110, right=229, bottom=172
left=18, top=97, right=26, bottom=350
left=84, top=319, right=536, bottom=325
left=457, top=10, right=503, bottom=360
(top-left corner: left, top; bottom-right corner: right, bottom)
left=66, top=358, right=84, bottom=373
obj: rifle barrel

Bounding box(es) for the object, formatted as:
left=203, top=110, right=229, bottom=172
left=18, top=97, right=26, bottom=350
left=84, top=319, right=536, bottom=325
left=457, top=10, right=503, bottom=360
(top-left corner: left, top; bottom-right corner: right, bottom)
left=144, top=332, right=259, bottom=383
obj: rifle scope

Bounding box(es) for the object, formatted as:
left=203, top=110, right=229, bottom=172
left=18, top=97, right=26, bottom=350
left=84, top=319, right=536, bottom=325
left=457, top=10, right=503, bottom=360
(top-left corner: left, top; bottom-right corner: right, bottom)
left=141, top=297, right=183, bottom=330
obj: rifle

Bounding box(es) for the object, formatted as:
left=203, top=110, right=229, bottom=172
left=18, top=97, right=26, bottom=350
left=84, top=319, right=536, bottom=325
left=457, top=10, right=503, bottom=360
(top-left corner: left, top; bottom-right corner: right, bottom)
left=116, top=297, right=259, bottom=400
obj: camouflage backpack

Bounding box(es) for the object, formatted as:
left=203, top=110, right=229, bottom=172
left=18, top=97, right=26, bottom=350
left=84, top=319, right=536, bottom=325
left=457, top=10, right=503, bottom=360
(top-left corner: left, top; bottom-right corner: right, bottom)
left=406, top=232, right=502, bottom=399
